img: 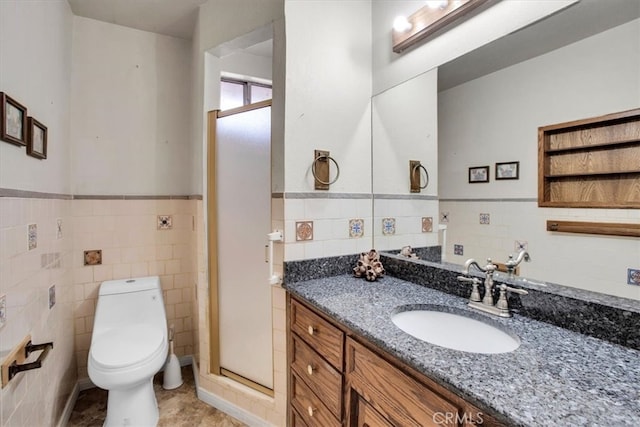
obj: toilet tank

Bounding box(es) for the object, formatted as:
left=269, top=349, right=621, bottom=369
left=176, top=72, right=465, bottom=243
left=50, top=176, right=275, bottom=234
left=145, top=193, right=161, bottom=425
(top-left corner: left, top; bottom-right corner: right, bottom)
left=94, top=276, right=167, bottom=331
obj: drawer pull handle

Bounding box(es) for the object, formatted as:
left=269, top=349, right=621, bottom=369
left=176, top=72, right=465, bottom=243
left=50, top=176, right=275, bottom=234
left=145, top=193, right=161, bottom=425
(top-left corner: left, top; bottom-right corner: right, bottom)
left=307, top=364, right=315, bottom=375
left=307, top=406, right=316, bottom=417
left=307, top=325, right=315, bottom=335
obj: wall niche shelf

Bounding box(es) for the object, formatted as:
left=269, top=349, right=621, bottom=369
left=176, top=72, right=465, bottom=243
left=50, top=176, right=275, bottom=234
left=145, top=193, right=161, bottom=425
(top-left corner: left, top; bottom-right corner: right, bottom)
left=547, top=220, right=640, bottom=238
left=538, top=108, right=640, bottom=209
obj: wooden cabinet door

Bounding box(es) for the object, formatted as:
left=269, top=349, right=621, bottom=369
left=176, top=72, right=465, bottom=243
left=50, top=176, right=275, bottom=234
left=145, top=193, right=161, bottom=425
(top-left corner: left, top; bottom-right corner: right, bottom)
left=346, top=338, right=460, bottom=427
left=353, top=393, right=394, bottom=427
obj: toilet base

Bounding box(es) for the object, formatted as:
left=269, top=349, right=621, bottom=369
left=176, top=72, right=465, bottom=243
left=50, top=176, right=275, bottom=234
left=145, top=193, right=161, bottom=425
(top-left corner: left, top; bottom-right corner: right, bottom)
left=104, top=378, right=159, bottom=427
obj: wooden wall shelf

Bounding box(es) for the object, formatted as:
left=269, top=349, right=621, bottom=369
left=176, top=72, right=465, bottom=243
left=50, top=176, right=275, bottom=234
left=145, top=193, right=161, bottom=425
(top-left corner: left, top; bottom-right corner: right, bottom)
left=538, top=108, right=640, bottom=209
left=546, top=220, right=640, bottom=237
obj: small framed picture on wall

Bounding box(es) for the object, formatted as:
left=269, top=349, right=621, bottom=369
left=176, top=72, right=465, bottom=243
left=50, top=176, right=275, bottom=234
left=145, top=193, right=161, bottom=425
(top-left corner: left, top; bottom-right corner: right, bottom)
left=26, top=117, right=47, bottom=159
left=1, top=92, right=28, bottom=146
left=495, top=161, right=519, bottom=180
left=469, top=166, right=489, bottom=183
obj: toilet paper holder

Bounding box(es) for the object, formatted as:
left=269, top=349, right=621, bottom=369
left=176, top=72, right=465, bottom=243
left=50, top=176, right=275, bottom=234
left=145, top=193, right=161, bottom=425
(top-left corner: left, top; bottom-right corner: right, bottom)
left=1, top=335, right=53, bottom=387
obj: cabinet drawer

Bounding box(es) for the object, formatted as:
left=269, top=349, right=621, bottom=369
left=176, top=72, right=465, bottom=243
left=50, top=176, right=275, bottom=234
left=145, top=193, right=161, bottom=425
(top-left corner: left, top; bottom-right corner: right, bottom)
left=292, top=335, right=343, bottom=419
left=346, top=338, right=460, bottom=427
left=291, top=373, right=341, bottom=427
left=291, top=409, right=309, bottom=427
left=291, top=299, right=344, bottom=369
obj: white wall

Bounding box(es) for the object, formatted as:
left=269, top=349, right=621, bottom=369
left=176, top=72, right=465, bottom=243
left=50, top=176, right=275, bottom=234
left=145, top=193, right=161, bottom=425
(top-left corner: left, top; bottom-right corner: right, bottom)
left=284, top=0, right=372, bottom=195
left=0, top=2, right=76, bottom=426
left=281, top=0, right=374, bottom=261
left=371, top=70, right=440, bottom=251
left=0, top=0, right=73, bottom=194
left=439, top=19, right=640, bottom=300
left=189, top=0, right=283, bottom=195
left=71, top=17, right=192, bottom=196
left=372, top=70, right=438, bottom=196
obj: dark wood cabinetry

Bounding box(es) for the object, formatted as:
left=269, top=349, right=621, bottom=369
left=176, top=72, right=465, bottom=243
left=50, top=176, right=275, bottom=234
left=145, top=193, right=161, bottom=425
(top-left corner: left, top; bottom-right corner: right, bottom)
left=288, top=295, right=507, bottom=427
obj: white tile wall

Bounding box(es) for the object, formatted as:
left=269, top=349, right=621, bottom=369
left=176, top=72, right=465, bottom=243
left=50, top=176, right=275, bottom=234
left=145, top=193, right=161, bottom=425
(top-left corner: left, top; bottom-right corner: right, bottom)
left=441, top=200, right=640, bottom=300
left=284, top=197, right=374, bottom=261
left=373, top=199, right=440, bottom=252
left=71, top=199, right=198, bottom=378
left=0, top=198, right=75, bottom=427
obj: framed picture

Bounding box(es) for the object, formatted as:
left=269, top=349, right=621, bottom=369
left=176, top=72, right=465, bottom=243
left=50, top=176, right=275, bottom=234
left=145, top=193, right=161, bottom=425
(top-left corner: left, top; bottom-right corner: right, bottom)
left=495, top=161, right=519, bottom=180
left=469, top=166, right=489, bottom=183
left=1, top=92, right=28, bottom=146
left=26, top=117, right=47, bottom=159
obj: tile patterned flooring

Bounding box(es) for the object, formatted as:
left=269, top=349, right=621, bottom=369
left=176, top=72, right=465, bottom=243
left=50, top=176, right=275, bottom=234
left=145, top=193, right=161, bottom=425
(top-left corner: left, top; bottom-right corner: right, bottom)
left=68, top=366, right=246, bottom=426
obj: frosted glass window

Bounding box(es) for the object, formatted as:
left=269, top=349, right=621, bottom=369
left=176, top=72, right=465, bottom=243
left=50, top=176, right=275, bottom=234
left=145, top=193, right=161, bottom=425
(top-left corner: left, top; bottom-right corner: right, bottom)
left=220, top=80, right=245, bottom=110
left=221, top=78, right=272, bottom=110
left=251, top=85, right=272, bottom=103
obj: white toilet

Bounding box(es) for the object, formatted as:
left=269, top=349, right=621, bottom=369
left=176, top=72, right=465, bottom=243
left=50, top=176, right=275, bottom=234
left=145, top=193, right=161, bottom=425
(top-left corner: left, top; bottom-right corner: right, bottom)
left=88, top=276, right=168, bottom=427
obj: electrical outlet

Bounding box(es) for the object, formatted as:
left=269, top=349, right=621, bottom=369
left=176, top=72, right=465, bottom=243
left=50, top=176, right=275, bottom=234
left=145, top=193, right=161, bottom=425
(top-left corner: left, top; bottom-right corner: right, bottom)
left=49, top=285, right=56, bottom=309
left=0, top=294, right=6, bottom=328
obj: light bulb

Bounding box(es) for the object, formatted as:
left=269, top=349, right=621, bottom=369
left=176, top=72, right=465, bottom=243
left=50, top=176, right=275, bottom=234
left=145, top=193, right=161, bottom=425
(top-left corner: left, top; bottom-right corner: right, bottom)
left=393, top=15, right=412, bottom=33
left=426, top=0, right=449, bottom=9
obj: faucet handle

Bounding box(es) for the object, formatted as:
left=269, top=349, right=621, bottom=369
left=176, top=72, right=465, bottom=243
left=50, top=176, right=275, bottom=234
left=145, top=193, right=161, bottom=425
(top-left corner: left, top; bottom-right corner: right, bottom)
left=496, top=284, right=528, bottom=313
left=457, top=276, right=482, bottom=302
left=499, top=284, right=528, bottom=295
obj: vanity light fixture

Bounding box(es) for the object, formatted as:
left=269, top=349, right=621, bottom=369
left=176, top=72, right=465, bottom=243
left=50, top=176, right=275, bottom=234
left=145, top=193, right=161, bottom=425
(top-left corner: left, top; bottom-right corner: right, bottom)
left=392, top=0, right=490, bottom=53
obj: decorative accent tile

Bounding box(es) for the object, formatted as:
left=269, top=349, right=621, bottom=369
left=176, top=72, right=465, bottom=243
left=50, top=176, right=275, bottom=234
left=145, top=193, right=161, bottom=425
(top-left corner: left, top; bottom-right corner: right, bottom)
left=28, top=224, right=37, bottom=250
left=84, top=249, right=102, bottom=266
left=296, top=221, right=313, bottom=241
left=628, top=269, right=640, bottom=286
left=479, top=213, right=490, bottom=225
left=349, top=219, right=364, bottom=238
left=422, top=217, right=433, bottom=233
left=48, top=285, right=56, bottom=309
left=56, top=218, right=63, bottom=239
left=440, top=212, right=449, bottom=223
left=454, top=244, right=464, bottom=256
left=382, top=218, right=396, bottom=235
left=158, top=215, right=173, bottom=230
left=515, top=240, right=528, bottom=252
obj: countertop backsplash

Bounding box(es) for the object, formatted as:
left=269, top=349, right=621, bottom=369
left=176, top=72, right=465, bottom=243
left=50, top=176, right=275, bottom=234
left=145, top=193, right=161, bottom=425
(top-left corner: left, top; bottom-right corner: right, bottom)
left=283, top=248, right=640, bottom=350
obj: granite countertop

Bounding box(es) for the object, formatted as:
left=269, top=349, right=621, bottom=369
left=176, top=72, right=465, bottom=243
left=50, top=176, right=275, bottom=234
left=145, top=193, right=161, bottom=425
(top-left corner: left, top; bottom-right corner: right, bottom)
left=285, top=275, right=640, bottom=427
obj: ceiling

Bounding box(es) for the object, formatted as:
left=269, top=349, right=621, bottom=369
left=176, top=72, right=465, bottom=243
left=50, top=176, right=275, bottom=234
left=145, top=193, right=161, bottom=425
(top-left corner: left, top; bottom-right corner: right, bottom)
left=439, top=0, right=640, bottom=91
left=67, top=0, right=207, bottom=40
left=66, top=0, right=639, bottom=82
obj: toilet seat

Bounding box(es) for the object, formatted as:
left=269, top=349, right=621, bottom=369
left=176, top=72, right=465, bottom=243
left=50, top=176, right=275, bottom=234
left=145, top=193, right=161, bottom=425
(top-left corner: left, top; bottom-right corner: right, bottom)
left=91, top=324, right=165, bottom=370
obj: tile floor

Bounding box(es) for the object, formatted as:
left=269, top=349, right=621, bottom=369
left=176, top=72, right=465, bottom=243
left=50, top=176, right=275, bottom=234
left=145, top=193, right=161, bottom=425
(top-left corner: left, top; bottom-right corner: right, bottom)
left=68, top=366, right=246, bottom=426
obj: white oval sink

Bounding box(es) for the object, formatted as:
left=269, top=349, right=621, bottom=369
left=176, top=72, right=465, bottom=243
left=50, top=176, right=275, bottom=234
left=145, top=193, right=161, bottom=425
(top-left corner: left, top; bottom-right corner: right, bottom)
left=392, top=307, right=520, bottom=354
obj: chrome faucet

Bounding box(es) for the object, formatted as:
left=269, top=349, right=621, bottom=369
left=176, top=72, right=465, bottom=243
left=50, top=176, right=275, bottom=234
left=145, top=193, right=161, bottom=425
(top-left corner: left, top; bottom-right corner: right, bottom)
left=458, top=257, right=528, bottom=318
left=505, top=249, right=531, bottom=276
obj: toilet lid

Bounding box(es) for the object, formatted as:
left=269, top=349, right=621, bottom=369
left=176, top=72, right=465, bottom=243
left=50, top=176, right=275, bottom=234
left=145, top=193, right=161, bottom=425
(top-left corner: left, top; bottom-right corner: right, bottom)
left=91, top=324, right=165, bottom=369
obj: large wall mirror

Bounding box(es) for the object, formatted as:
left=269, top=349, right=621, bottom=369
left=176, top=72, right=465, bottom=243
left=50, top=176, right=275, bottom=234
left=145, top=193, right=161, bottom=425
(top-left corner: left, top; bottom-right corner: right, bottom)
left=371, top=0, right=640, bottom=301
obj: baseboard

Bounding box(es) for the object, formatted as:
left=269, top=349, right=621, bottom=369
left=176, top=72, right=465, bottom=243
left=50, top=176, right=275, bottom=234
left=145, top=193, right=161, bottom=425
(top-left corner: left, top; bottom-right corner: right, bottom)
left=191, top=360, right=274, bottom=427
left=57, top=381, right=80, bottom=427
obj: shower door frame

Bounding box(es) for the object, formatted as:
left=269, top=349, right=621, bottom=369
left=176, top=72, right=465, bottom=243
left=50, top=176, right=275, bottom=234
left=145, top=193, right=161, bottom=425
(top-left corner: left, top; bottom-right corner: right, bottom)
left=206, top=99, right=274, bottom=397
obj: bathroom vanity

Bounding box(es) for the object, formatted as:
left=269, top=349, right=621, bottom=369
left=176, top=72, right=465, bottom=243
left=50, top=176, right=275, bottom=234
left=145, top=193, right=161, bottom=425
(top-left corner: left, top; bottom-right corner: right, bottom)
left=289, top=295, right=507, bottom=426
left=285, top=264, right=640, bottom=426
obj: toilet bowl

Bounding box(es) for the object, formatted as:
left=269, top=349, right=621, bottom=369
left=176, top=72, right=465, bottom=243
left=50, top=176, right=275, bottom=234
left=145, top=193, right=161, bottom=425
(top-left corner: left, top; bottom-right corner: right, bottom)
left=88, top=276, right=168, bottom=427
